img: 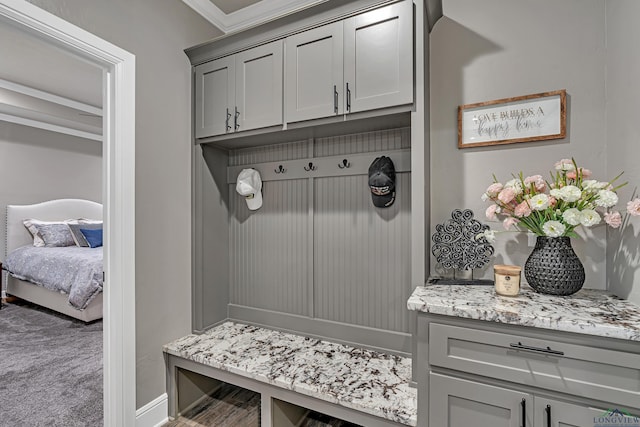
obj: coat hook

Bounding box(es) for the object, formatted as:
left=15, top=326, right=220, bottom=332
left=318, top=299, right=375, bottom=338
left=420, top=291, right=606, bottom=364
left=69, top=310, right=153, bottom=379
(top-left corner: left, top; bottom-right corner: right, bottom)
left=304, top=162, right=317, bottom=171
left=338, top=159, right=351, bottom=169
left=274, top=165, right=286, bottom=174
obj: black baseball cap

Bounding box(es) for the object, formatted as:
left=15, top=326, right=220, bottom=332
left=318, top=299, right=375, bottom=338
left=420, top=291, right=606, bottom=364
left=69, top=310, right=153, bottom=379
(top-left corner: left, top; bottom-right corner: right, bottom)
left=368, top=156, right=396, bottom=208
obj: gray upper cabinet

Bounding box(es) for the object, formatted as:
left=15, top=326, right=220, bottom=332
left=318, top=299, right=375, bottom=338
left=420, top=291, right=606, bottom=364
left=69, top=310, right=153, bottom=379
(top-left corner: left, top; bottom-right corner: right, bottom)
left=195, top=40, right=283, bottom=138
left=343, top=0, right=413, bottom=114
left=285, top=22, right=344, bottom=123
left=285, top=0, right=413, bottom=124
left=195, top=56, right=235, bottom=138
left=235, top=40, right=283, bottom=132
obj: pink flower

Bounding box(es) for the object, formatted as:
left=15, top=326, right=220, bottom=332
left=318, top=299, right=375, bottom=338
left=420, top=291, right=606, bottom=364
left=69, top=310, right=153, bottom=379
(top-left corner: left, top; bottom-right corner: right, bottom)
left=514, top=201, right=532, bottom=217
left=566, top=168, right=592, bottom=180
left=549, top=196, right=558, bottom=207
left=486, top=183, right=504, bottom=197
left=604, top=211, right=623, bottom=228
left=498, top=187, right=516, bottom=204
left=627, top=198, right=640, bottom=216
left=503, top=217, right=519, bottom=230
left=524, top=175, right=546, bottom=192
left=486, top=204, right=499, bottom=220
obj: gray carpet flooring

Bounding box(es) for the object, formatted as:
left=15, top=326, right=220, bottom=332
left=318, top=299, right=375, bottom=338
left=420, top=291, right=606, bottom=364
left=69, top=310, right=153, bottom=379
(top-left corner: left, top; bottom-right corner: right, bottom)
left=0, top=299, right=103, bottom=427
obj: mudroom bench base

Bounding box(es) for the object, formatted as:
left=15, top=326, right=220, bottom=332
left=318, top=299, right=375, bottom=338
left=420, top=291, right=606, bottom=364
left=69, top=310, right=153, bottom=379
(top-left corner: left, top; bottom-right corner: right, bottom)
left=163, top=322, right=417, bottom=427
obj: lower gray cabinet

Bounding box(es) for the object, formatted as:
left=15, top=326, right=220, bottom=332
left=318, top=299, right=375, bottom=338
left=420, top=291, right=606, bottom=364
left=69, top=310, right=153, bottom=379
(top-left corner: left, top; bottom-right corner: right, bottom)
left=420, top=316, right=640, bottom=427
left=430, top=373, right=606, bottom=427
left=533, top=398, right=604, bottom=427
left=429, top=373, right=532, bottom=427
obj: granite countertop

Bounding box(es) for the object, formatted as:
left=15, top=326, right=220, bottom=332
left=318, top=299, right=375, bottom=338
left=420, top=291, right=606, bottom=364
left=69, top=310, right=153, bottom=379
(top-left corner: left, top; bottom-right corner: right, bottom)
left=164, top=322, right=417, bottom=426
left=407, top=284, right=640, bottom=342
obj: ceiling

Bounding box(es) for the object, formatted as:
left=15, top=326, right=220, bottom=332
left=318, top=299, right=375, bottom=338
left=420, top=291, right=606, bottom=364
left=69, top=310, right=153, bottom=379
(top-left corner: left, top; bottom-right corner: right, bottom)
left=183, top=0, right=326, bottom=34
left=0, top=19, right=102, bottom=107
left=212, top=0, right=262, bottom=15
left=0, top=16, right=103, bottom=140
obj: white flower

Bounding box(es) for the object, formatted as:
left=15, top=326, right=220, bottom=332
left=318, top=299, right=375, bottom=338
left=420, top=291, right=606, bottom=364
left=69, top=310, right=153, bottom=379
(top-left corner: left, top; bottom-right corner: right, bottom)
left=595, top=189, right=618, bottom=208
left=562, top=208, right=582, bottom=226
left=543, top=220, right=566, bottom=237
left=558, top=185, right=582, bottom=202
left=582, top=180, right=607, bottom=193
left=504, top=179, right=523, bottom=195
left=549, top=188, right=562, bottom=199
left=481, top=193, right=489, bottom=202
left=529, top=194, right=550, bottom=211
left=476, top=229, right=496, bottom=244
left=554, top=159, right=575, bottom=171
left=579, top=209, right=601, bottom=227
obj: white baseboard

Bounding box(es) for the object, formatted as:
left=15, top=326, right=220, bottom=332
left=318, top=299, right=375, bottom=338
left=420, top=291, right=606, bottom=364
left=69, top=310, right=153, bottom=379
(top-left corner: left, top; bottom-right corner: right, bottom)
left=136, top=393, right=168, bottom=427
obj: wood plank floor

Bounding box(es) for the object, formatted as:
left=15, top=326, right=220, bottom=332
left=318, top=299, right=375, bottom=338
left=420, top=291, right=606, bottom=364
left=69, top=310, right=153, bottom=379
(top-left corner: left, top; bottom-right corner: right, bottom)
left=163, top=382, right=360, bottom=427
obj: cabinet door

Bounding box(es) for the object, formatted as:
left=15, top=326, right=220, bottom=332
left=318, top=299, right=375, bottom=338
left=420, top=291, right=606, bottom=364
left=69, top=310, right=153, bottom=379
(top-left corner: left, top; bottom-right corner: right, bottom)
left=285, top=21, right=344, bottom=122
left=235, top=40, right=283, bottom=132
left=534, top=398, right=607, bottom=427
left=194, top=56, right=235, bottom=138
left=343, top=0, right=413, bottom=113
left=430, top=373, right=533, bottom=427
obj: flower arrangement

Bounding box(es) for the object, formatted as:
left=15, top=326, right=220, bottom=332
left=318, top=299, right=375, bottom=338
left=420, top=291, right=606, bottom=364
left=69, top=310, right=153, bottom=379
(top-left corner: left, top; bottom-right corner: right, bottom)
left=480, top=158, right=640, bottom=242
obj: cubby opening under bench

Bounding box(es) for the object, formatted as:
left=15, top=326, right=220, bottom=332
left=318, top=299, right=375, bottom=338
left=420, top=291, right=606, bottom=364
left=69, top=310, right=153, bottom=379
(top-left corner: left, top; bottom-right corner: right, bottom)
left=164, top=322, right=417, bottom=427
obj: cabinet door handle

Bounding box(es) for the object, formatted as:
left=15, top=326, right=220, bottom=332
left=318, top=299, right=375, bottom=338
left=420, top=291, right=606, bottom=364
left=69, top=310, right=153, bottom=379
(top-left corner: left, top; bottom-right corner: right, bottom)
left=234, top=107, right=240, bottom=131
left=346, top=82, right=351, bottom=112
left=225, top=108, right=232, bottom=132
left=521, top=398, right=526, bottom=427
left=545, top=404, right=551, bottom=427
left=509, top=342, right=565, bottom=356
left=333, top=85, right=338, bottom=114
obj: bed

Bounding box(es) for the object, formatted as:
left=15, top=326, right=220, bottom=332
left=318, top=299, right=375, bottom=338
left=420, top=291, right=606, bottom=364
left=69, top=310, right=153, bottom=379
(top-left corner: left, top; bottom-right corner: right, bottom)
left=4, top=199, right=103, bottom=322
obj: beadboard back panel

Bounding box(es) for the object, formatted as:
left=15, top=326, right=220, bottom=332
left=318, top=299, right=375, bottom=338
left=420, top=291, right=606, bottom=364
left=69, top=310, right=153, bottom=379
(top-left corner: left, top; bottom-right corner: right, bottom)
left=314, top=127, right=410, bottom=157
left=227, top=127, right=412, bottom=341
left=230, top=178, right=310, bottom=316
left=229, top=139, right=310, bottom=166
left=314, top=172, right=411, bottom=332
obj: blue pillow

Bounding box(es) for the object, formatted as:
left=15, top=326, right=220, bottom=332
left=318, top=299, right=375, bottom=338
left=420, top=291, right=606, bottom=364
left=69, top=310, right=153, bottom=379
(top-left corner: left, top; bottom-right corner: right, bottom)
left=80, top=228, right=103, bottom=248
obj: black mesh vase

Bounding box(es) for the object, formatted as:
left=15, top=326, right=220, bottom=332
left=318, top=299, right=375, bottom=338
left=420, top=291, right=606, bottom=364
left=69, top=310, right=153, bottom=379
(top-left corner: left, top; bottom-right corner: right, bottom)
left=524, top=236, right=585, bottom=296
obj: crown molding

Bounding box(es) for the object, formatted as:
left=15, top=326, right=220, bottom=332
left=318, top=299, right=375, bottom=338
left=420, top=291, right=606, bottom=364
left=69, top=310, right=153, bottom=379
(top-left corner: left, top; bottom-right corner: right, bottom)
left=0, top=78, right=102, bottom=116
left=183, top=0, right=327, bottom=34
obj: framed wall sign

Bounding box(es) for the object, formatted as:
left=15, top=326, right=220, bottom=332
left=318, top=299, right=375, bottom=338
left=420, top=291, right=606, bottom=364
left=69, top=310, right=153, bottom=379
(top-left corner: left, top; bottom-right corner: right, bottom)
left=458, top=89, right=566, bottom=148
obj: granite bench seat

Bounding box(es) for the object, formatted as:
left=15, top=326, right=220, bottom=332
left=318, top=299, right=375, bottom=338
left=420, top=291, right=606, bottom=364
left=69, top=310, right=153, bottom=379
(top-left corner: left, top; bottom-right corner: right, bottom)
left=163, top=321, right=417, bottom=427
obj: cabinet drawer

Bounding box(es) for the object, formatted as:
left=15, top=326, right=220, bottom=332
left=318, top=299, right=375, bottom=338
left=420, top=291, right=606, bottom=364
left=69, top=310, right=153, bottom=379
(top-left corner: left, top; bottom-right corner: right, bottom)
left=429, top=323, right=640, bottom=409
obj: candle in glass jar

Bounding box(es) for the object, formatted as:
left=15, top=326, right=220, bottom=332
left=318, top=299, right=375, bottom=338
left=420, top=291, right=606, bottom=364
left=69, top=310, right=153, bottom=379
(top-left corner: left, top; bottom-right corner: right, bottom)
left=494, top=265, right=522, bottom=296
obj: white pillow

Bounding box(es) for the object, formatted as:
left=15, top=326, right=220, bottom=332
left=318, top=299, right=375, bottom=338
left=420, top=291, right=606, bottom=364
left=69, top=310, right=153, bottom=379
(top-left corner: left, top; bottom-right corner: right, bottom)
left=22, top=219, right=81, bottom=247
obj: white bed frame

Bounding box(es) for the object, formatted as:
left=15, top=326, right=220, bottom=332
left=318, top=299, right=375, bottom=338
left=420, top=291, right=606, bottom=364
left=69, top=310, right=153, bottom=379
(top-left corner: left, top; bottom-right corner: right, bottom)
left=5, top=199, right=103, bottom=322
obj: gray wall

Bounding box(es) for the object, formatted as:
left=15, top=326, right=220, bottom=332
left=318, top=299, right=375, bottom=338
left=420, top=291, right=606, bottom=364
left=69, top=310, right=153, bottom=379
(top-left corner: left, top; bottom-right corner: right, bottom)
left=430, top=0, right=608, bottom=288
left=605, top=0, right=640, bottom=305
left=0, top=122, right=102, bottom=261
left=24, top=0, right=221, bottom=407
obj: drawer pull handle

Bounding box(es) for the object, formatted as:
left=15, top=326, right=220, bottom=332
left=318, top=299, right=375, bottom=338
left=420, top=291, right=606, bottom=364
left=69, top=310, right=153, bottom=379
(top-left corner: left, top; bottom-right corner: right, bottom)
left=521, top=398, right=526, bottom=427
left=545, top=404, right=551, bottom=427
left=509, top=342, right=565, bottom=356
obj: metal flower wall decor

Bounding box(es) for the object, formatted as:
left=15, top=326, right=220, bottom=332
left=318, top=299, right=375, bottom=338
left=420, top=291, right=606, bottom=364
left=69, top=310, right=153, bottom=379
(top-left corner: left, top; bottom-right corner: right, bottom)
left=432, top=209, right=494, bottom=273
